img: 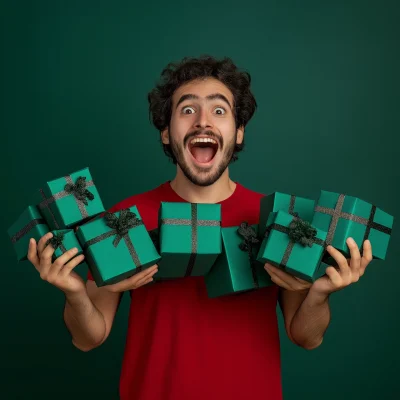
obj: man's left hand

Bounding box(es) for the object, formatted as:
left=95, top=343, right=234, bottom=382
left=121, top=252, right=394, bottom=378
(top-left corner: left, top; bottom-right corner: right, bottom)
left=264, top=238, right=373, bottom=295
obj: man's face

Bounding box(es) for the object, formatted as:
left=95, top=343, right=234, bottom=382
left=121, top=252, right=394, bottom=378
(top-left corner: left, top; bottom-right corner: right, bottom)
left=161, top=77, right=244, bottom=187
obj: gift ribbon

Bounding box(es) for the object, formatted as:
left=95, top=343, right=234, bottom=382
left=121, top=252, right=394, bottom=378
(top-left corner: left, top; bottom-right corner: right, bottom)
left=160, top=203, right=220, bottom=277
left=46, top=232, right=68, bottom=255
left=264, top=215, right=326, bottom=268
left=314, top=194, right=392, bottom=254
left=237, top=222, right=260, bottom=289
left=82, top=209, right=144, bottom=272
left=38, top=175, right=95, bottom=229
left=288, top=195, right=297, bottom=215
left=10, top=218, right=46, bottom=243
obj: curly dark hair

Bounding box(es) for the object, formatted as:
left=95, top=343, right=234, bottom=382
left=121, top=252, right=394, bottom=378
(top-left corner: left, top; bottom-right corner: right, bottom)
left=147, top=55, right=257, bottom=164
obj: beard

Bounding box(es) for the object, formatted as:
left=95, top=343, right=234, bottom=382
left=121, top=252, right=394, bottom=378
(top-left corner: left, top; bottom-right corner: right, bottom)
left=168, top=129, right=238, bottom=187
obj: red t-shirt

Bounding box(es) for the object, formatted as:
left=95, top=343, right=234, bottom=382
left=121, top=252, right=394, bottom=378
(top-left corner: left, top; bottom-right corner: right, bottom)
left=87, top=181, right=282, bottom=400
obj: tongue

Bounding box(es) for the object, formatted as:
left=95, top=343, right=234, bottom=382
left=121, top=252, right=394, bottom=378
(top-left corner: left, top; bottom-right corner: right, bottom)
left=191, top=146, right=214, bottom=163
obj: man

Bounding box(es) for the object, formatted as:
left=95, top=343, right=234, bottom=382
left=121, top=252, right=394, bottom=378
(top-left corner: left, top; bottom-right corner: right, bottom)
left=27, top=55, right=372, bottom=400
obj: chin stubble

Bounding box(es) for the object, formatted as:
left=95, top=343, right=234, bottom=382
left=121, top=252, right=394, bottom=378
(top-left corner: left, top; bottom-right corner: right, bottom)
left=169, top=132, right=237, bottom=187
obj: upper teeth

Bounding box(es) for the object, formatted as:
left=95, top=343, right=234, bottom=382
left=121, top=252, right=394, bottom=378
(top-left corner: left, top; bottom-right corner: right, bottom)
left=190, top=138, right=217, bottom=145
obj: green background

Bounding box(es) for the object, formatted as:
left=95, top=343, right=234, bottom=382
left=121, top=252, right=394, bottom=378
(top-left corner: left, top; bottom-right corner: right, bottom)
left=1, top=1, right=398, bottom=399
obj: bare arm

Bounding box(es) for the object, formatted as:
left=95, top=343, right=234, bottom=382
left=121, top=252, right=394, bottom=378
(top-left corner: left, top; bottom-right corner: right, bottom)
left=282, top=289, right=331, bottom=350
left=27, top=232, right=159, bottom=353
left=63, top=281, right=122, bottom=351
left=278, top=288, right=308, bottom=346
left=64, top=267, right=159, bottom=351
left=271, top=239, right=372, bottom=351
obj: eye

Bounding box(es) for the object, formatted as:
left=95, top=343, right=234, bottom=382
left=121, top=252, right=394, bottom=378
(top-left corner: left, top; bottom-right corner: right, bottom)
left=182, top=106, right=195, bottom=114
left=214, top=107, right=226, bottom=115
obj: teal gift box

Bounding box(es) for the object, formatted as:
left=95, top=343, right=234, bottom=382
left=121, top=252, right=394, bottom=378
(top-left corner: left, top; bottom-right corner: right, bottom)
left=8, top=206, right=50, bottom=261
left=158, top=202, right=222, bottom=278
left=312, top=190, right=394, bottom=261
left=33, top=167, right=105, bottom=230
left=45, top=230, right=83, bottom=263
left=76, top=206, right=161, bottom=287
left=256, top=211, right=328, bottom=283
left=259, top=192, right=315, bottom=237
left=205, top=223, right=273, bottom=298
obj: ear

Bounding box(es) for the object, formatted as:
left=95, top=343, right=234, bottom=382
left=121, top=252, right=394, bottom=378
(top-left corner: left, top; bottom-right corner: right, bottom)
left=161, top=127, right=169, bottom=144
left=236, top=125, right=244, bottom=144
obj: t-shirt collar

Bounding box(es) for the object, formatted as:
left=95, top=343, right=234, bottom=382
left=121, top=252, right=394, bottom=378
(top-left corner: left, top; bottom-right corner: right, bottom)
left=163, top=180, right=240, bottom=205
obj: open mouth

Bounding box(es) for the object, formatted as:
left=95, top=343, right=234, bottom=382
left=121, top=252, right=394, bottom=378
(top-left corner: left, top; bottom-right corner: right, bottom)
left=188, top=138, right=219, bottom=165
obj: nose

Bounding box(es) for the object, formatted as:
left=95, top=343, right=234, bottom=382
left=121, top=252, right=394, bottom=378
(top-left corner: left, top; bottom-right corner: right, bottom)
left=193, top=107, right=213, bottom=130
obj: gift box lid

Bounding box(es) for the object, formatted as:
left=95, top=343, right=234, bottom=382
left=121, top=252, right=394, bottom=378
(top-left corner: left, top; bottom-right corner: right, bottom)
left=34, top=167, right=105, bottom=229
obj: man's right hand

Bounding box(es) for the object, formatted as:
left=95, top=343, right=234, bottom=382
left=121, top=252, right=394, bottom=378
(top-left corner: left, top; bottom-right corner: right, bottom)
left=27, top=232, right=87, bottom=296
left=28, top=232, right=159, bottom=295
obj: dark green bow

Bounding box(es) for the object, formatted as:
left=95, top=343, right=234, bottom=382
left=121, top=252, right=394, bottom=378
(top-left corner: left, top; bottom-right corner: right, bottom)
left=288, top=217, right=317, bottom=247
left=237, top=221, right=260, bottom=288
left=104, top=208, right=142, bottom=247
left=237, top=221, right=259, bottom=251
left=46, top=232, right=65, bottom=250
left=64, top=176, right=94, bottom=205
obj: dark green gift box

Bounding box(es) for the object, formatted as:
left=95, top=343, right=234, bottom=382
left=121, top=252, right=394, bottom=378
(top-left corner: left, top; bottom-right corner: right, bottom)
left=205, top=223, right=273, bottom=298
left=33, top=167, right=105, bottom=230
left=45, top=230, right=83, bottom=263
left=76, top=206, right=161, bottom=287
left=259, top=192, right=315, bottom=237
left=158, top=202, right=222, bottom=278
left=8, top=206, right=50, bottom=261
left=256, top=211, right=328, bottom=283
left=312, top=190, right=394, bottom=262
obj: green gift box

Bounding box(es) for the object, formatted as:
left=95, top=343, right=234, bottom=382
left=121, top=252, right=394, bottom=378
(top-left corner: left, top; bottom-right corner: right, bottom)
left=259, top=192, right=315, bottom=237
left=45, top=230, right=83, bottom=263
left=8, top=206, right=50, bottom=261
left=158, top=202, right=222, bottom=278
left=33, top=167, right=105, bottom=230
left=205, top=222, right=273, bottom=298
left=312, top=190, right=394, bottom=261
left=76, top=206, right=161, bottom=287
left=256, top=211, right=328, bottom=283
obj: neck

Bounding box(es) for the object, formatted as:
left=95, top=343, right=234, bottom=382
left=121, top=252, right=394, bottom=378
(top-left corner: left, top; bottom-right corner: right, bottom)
left=170, top=167, right=236, bottom=203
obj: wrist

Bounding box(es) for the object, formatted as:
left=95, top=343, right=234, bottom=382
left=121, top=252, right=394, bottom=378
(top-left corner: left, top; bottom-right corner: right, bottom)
left=64, top=287, right=88, bottom=304
left=307, top=287, right=330, bottom=306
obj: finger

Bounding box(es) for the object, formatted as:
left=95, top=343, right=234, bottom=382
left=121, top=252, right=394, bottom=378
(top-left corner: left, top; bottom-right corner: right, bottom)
left=27, top=238, right=40, bottom=268
left=37, top=232, right=54, bottom=255
left=38, top=240, right=57, bottom=279
left=360, top=240, right=373, bottom=276
left=326, top=245, right=351, bottom=278
left=137, top=276, right=154, bottom=288
left=131, top=264, right=158, bottom=282
left=53, top=247, right=80, bottom=270
left=325, top=266, right=342, bottom=288
left=268, top=272, right=293, bottom=290
left=265, top=264, right=308, bottom=290
left=59, top=253, right=86, bottom=277
left=130, top=266, right=159, bottom=288
left=40, top=240, right=57, bottom=270
left=48, top=247, right=81, bottom=279
left=293, top=275, right=312, bottom=286
left=346, top=237, right=361, bottom=273
left=106, top=265, right=158, bottom=292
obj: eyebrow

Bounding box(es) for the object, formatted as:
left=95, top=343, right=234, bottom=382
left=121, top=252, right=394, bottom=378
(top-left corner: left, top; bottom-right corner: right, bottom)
left=175, top=93, right=232, bottom=110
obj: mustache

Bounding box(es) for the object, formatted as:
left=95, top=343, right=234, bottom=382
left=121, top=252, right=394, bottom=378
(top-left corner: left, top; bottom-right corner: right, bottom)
left=184, top=130, right=223, bottom=148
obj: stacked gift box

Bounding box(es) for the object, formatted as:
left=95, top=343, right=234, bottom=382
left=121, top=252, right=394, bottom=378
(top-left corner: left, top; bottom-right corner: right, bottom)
left=7, top=167, right=161, bottom=287
left=8, top=167, right=394, bottom=297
